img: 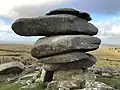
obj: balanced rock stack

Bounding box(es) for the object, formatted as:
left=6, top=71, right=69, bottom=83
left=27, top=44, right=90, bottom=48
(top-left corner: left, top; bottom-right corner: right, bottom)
left=11, top=8, right=101, bottom=83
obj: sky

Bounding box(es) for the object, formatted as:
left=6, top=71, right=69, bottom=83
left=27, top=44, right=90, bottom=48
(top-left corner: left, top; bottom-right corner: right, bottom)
left=0, top=0, right=120, bottom=44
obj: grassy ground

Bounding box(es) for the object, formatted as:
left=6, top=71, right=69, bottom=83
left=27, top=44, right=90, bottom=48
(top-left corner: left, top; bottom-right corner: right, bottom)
left=0, top=44, right=120, bottom=90
left=0, top=44, right=120, bottom=66
left=0, top=82, right=22, bottom=90
left=96, top=76, right=120, bottom=89
left=0, top=44, right=38, bottom=65
left=0, top=82, right=46, bottom=90
left=89, top=45, right=120, bottom=66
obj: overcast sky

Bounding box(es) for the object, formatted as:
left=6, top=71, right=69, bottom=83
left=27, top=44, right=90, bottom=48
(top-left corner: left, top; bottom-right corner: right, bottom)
left=0, top=0, right=120, bottom=44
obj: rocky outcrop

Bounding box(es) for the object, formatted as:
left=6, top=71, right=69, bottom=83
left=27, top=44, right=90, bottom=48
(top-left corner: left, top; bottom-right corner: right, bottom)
left=45, top=81, right=115, bottom=90
left=11, top=8, right=105, bottom=90
left=83, top=81, right=115, bottom=90
left=46, top=80, right=85, bottom=90
left=89, top=66, right=120, bottom=77
left=0, top=62, right=25, bottom=75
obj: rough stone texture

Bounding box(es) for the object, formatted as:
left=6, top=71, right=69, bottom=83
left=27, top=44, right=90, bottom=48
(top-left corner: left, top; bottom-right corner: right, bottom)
left=0, top=62, right=25, bottom=75
left=19, top=71, right=40, bottom=80
left=89, top=66, right=120, bottom=77
left=12, top=15, right=98, bottom=36
left=40, top=69, right=54, bottom=82
left=46, top=73, right=115, bottom=90
left=31, top=35, right=101, bottom=59
left=81, top=81, right=115, bottom=90
left=46, top=80, right=85, bottom=90
left=39, top=52, right=89, bottom=63
left=46, top=8, right=92, bottom=21
left=23, top=65, right=42, bottom=74
left=89, top=66, right=120, bottom=74
left=53, top=69, right=86, bottom=81
left=43, top=54, right=96, bottom=71
left=21, top=83, right=38, bottom=89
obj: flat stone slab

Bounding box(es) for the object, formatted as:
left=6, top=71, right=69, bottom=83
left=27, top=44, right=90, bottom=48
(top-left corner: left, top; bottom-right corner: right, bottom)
left=12, top=15, right=98, bottom=36
left=83, top=81, right=115, bottom=90
left=0, top=62, right=25, bottom=75
left=31, top=35, right=101, bottom=59
left=39, top=52, right=89, bottom=63
left=43, top=54, right=96, bottom=71
left=46, top=80, right=85, bottom=90
left=46, top=8, right=92, bottom=21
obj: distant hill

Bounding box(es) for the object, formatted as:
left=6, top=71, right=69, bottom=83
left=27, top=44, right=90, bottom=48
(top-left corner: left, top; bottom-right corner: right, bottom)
left=0, top=40, right=34, bottom=44
left=89, top=45, right=120, bottom=66
left=0, top=43, right=120, bottom=66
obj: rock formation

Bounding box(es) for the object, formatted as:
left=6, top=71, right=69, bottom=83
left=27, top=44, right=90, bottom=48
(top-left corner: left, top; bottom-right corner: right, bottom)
left=0, top=62, right=24, bottom=75
left=12, top=8, right=101, bottom=90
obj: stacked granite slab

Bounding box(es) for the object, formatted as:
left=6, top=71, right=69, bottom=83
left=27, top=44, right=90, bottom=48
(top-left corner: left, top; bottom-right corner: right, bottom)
left=11, top=8, right=101, bottom=82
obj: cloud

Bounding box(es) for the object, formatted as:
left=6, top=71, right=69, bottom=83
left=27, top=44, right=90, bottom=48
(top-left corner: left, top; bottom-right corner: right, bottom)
left=90, top=16, right=120, bottom=44
left=0, top=0, right=120, bottom=44
left=0, top=0, right=120, bottom=19
left=92, top=16, right=120, bottom=37
left=0, top=19, right=12, bottom=33
left=0, top=17, right=120, bottom=44
left=71, top=0, right=120, bottom=15
left=1, top=15, right=120, bottom=44
left=0, top=19, right=43, bottom=43
left=0, top=0, right=69, bottom=19
left=0, top=32, right=40, bottom=43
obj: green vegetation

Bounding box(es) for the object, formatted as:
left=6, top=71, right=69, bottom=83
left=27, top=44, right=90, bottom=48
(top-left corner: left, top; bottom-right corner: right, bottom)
left=0, top=44, right=120, bottom=89
left=0, top=82, right=22, bottom=90
left=0, top=82, right=47, bottom=90
left=96, top=76, right=120, bottom=89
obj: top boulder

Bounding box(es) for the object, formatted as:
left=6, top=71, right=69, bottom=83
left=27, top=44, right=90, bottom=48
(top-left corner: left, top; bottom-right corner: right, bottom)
left=46, top=8, right=92, bottom=21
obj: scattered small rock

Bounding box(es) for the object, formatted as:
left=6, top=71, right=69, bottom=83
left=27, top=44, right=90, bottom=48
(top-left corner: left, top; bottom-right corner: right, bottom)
left=0, top=62, right=25, bottom=75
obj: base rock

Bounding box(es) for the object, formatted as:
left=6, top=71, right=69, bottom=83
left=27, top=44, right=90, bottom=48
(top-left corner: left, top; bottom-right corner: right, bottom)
left=39, top=52, right=89, bottom=63
left=46, top=80, right=85, bottom=90
left=43, top=54, right=96, bottom=71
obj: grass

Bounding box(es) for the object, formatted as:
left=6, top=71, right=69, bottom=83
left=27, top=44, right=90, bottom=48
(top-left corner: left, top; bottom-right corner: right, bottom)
left=0, top=44, right=120, bottom=89
left=0, top=82, right=47, bottom=90
left=89, top=45, right=120, bottom=66
left=0, top=44, right=120, bottom=66
left=1, top=76, right=120, bottom=90
left=0, top=54, right=22, bottom=56
left=0, top=82, right=22, bottom=90
left=96, top=76, right=120, bottom=89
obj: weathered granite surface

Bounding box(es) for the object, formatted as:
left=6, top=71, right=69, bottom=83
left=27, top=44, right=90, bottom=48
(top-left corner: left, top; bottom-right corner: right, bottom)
left=46, top=8, right=92, bottom=21
left=0, top=62, right=25, bottom=75
left=46, top=80, right=85, bottom=90
left=31, top=35, right=101, bottom=59
left=12, top=15, right=98, bottom=36
left=39, top=52, right=89, bottom=63
left=43, top=54, right=96, bottom=71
